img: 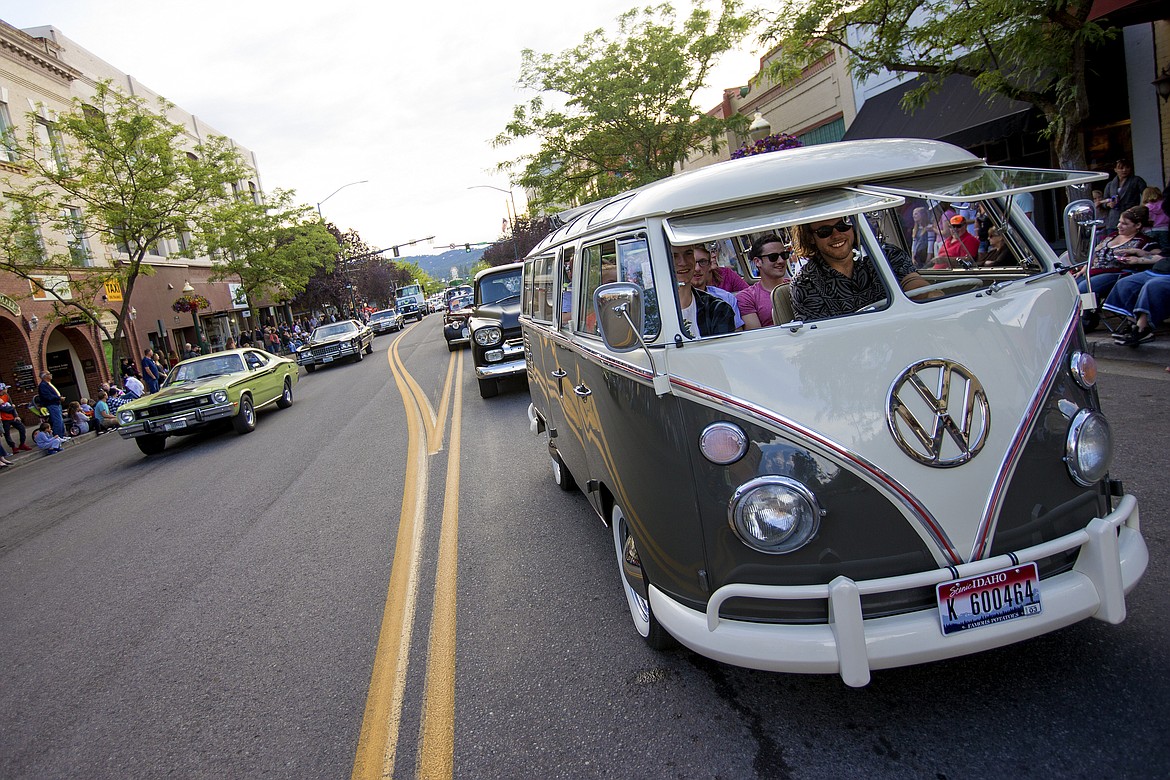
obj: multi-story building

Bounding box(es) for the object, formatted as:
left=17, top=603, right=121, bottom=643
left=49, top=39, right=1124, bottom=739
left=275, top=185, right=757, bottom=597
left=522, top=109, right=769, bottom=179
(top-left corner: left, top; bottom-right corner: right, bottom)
left=0, top=20, right=281, bottom=414
left=679, top=47, right=856, bottom=174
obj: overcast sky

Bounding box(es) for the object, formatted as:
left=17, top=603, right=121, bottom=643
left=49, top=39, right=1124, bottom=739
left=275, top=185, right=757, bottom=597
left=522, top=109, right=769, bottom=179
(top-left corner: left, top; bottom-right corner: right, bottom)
left=0, top=0, right=762, bottom=257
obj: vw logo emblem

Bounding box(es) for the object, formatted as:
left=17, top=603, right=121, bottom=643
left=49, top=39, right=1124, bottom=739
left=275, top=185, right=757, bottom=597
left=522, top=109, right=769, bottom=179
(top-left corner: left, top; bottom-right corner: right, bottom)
left=887, top=359, right=989, bottom=467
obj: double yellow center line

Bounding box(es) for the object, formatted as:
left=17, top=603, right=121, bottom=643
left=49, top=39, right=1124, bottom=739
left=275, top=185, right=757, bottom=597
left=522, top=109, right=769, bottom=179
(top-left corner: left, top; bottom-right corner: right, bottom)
left=352, top=335, right=463, bottom=779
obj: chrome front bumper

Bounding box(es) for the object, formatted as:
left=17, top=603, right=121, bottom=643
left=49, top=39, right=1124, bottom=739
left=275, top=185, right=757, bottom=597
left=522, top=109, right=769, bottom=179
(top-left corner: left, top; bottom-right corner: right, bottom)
left=118, top=402, right=236, bottom=438
left=653, top=494, right=1147, bottom=687
left=474, top=342, right=526, bottom=380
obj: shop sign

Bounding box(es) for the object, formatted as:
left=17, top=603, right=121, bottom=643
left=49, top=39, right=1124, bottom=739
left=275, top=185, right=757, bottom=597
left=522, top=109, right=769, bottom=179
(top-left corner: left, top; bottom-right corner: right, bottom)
left=0, top=292, right=20, bottom=317
left=103, top=278, right=123, bottom=302
left=228, top=283, right=249, bottom=309
left=30, top=275, right=72, bottom=301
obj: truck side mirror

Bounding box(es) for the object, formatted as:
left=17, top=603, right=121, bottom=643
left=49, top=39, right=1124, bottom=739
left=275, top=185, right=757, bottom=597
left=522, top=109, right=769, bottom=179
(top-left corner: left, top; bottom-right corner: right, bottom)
left=594, top=282, right=644, bottom=353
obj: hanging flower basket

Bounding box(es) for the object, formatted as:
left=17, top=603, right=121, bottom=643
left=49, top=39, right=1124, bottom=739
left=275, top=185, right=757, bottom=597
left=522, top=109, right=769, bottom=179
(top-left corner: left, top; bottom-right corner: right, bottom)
left=172, top=294, right=210, bottom=313
left=730, top=132, right=802, bottom=160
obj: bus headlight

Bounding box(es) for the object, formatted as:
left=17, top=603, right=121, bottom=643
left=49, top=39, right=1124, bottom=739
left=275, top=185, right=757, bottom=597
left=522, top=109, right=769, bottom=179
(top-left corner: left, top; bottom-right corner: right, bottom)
left=1065, top=409, right=1112, bottom=486
left=728, top=476, right=822, bottom=554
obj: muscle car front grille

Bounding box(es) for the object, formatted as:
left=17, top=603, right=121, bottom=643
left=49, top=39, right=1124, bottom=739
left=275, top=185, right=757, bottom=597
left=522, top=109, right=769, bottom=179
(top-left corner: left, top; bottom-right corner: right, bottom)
left=137, top=397, right=209, bottom=418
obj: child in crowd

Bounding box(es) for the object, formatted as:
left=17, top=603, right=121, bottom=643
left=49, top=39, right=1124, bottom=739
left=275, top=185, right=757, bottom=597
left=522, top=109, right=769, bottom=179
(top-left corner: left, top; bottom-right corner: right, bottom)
left=1142, top=187, right=1168, bottom=253
left=34, top=422, right=67, bottom=454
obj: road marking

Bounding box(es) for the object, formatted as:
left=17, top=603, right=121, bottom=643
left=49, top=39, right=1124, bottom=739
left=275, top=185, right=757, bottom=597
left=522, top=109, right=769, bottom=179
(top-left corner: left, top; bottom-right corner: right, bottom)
left=418, top=347, right=462, bottom=779
left=352, top=335, right=460, bottom=779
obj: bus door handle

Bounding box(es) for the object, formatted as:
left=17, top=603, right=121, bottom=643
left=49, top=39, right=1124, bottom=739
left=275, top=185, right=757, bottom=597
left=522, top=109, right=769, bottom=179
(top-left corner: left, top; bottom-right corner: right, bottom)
left=573, top=384, right=591, bottom=398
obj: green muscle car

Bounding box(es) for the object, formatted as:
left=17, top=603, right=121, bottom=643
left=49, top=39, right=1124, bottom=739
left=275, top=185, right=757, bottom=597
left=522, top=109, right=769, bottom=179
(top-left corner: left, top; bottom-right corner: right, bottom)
left=116, top=348, right=299, bottom=455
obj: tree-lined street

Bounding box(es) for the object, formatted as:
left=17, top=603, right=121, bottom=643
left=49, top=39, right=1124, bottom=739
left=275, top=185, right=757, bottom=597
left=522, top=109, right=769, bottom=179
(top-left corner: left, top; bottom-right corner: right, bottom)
left=1, top=316, right=1166, bottom=779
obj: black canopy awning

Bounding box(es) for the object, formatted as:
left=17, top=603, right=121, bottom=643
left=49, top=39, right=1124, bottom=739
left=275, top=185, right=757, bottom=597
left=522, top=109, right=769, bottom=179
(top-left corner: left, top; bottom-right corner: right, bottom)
left=843, top=74, right=1035, bottom=149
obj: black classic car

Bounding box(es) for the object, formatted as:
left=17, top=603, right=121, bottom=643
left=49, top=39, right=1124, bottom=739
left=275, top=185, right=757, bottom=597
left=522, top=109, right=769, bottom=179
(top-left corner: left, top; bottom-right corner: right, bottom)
left=442, top=285, right=474, bottom=351
left=469, top=263, right=524, bottom=398
left=295, top=319, right=374, bottom=372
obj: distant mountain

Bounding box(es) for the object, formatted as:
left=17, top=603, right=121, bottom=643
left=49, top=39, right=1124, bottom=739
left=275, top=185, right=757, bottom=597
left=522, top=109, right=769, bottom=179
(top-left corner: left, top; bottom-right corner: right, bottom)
left=398, top=248, right=485, bottom=283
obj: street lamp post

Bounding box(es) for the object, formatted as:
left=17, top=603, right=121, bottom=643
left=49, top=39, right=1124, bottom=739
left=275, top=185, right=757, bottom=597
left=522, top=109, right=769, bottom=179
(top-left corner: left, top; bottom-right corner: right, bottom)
left=468, top=185, right=520, bottom=262
left=316, top=180, right=369, bottom=217
left=181, top=281, right=207, bottom=352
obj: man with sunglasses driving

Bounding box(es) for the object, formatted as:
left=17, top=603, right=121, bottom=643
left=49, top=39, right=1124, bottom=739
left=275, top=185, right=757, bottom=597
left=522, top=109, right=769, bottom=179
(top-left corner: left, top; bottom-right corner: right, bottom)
left=738, top=234, right=792, bottom=329
left=790, top=217, right=928, bottom=321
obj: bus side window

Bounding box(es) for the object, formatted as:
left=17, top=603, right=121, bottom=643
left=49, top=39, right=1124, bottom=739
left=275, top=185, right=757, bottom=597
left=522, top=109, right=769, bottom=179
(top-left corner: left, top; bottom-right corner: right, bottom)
left=560, top=247, right=576, bottom=331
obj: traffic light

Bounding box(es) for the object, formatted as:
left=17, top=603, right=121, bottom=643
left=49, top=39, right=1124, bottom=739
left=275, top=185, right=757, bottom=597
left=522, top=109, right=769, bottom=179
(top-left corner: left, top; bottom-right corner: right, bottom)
left=464, top=243, right=470, bottom=253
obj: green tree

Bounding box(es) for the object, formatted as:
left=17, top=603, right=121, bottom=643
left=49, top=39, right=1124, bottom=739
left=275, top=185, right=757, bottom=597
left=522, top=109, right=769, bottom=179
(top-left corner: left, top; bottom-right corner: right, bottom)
left=0, top=80, right=250, bottom=366
left=201, top=189, right=338, bottom=310
left=495, top=1, right=751, bottom=210
left=758, top=0, right=1115, bottom=171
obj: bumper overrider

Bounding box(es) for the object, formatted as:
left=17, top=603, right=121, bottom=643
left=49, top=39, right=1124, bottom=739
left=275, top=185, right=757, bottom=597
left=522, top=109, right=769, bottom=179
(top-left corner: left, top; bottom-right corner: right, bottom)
left=118, top=400, right=235, bottom=438
left=653, top=494, right=1147, bottom=687
left=474, top=340, right=525, bottom=380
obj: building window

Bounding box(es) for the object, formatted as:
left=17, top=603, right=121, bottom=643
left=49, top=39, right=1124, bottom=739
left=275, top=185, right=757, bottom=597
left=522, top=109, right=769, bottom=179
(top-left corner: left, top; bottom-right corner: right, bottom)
left=797, top=117, right=846, bottom=147
left=65, top=207, right=91, bottom=266
left=0, top=100, right=17, bottom=163
left=35, top=117, right=68, bottom=174
left=5, top=197, right=46, bottom=261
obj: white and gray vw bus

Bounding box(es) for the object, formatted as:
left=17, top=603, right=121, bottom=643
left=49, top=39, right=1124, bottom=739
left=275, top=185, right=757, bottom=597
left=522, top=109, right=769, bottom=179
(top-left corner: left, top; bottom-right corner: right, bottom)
left=518, top=139, right=1147, bottom=686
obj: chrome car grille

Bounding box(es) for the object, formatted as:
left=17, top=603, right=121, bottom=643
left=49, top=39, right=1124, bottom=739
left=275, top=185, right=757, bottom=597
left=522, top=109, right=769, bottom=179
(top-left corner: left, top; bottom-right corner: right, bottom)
left=310, top=343, right=343, bottom=358
left=133, top=396, right=210, bottom=419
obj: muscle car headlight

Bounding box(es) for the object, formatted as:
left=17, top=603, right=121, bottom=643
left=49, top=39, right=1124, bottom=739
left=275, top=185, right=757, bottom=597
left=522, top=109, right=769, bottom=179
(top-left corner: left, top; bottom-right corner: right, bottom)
left=474, top=326, right=502, bottom=346
left=1065, top=409, right=1112, bottom=486
left=118, top=409, right=135, bottom=424
left=729, top=476, right=822, bottom=554
left=212, top=390, right=229, bottom=404
left=1069, top=351, right=1097, bottom=389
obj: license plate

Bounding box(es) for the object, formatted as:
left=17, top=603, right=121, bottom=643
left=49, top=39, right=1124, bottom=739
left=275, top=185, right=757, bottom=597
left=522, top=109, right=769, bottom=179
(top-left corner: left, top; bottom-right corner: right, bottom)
left=323, top=356, right=333, bottom=363
left=164, top=419, right=187, bottom=431
left=936, top=562, right=1041, bottom=636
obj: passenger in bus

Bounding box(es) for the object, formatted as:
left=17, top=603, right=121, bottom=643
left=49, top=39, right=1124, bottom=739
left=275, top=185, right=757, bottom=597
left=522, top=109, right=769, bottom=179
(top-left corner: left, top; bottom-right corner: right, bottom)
left=671, top=243, right=737, bottom=338
left=690, top=243, right=743, bottom=331
left=789, top=217, right=928, bottom=321
left=932, top=214, right=980, bottom=268
left=980, top=227, right=1016, bottom=267
left=737, top=234, right=791, bottom=329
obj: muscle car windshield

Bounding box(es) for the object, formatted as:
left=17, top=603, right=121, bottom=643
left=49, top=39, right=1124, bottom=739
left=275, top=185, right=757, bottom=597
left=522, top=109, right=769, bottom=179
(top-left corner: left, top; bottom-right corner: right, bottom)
left=168, top=354, right=246, bottom=383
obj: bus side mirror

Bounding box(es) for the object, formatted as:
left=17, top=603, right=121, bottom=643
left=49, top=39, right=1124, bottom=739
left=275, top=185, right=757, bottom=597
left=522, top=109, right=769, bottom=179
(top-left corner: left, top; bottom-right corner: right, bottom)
left=1063, top=199, right=1101, bottom=267
left=595, top=282, right=644, bottom=353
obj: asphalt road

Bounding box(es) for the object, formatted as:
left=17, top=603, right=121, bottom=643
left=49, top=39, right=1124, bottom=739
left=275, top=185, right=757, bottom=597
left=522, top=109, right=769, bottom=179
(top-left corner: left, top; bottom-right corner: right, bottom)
left=0, top=316, right=1166, bottom=779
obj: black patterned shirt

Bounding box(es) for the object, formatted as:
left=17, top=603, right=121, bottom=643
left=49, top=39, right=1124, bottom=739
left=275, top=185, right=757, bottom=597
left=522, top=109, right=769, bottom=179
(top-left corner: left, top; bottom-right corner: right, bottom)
left=790, top=246, right=915, bottom=321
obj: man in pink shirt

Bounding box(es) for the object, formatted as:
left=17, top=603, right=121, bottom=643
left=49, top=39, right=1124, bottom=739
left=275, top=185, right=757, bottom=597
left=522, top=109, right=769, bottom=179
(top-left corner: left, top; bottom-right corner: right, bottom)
left=737, top=234, right=791, bottom=329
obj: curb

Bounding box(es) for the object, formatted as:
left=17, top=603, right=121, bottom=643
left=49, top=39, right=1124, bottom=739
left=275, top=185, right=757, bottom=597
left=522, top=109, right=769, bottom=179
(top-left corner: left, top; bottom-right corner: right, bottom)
left=1084, top=325, right=1170, bottom=368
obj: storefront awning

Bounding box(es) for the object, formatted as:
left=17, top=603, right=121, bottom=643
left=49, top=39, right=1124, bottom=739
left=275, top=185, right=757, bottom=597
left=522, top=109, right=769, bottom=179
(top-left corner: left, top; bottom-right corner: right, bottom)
left=1089, top=0, right=1166, bottom=25
left=843, top=74, right=1035, bottom=149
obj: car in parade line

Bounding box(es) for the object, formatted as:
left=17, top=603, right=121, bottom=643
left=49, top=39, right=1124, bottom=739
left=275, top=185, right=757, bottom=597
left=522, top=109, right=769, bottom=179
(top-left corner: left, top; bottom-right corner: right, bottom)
left=368, top=307, right=404, bottom=335
left=116, top=348, right=298, bottom=455
left=295, top=319, right=374, bottom=372
left=442, top=285, right=474, bottom=351
left=519, top=138, right=1147, bottom=687
left=469, top=262, right=524, bottom=398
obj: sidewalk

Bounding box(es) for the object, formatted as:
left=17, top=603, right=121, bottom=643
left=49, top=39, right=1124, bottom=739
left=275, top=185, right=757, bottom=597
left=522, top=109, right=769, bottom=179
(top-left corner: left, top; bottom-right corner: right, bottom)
left=1083, top=322, right=1170, bottom=368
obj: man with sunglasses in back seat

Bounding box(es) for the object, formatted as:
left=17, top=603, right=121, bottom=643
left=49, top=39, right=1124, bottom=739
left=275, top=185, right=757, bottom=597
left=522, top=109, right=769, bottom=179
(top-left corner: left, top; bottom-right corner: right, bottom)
left=738, top=234, right=792, bottom=329
left=790, top=217, right=929, bottom=321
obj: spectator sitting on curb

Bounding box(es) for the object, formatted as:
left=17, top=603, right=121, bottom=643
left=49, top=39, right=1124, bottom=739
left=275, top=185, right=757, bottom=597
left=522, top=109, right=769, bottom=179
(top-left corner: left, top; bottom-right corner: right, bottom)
left=1, top=382, right=31, bottom=452
left=33, top=422, right=67, bottom=454
left=93, top=391, right=117, bottom=434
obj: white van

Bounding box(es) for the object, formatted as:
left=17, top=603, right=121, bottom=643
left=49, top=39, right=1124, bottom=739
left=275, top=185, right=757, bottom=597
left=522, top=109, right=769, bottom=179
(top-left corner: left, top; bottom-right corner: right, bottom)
left=518, top=139, right=1148, bottom=686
